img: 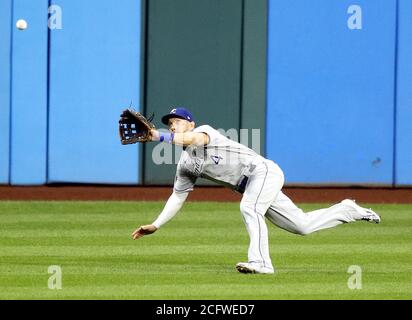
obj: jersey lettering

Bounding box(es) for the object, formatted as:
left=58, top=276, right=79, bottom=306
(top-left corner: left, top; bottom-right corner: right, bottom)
left=211, top=155, right=223, bottom=165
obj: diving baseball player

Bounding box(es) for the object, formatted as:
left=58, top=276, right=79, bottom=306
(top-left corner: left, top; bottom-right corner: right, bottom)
left=128, top=107, right=381, bottom=274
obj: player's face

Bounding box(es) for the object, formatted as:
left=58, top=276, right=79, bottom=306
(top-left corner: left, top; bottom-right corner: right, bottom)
left=168, top=118, right=194, bottom=133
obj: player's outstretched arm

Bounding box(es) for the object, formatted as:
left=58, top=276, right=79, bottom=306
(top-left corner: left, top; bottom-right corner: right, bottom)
left=173, top=132, right=209, bottom=146
left=151, top=129, right=209, bottom=146
left=132, top=191, right=189, bottom=240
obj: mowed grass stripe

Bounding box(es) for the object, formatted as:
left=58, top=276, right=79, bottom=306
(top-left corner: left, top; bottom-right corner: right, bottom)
left=0, top=201, right=411, bottom=299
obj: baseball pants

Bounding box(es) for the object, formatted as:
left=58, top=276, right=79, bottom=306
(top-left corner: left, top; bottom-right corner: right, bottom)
left=239, top=160, right=363, bottom=270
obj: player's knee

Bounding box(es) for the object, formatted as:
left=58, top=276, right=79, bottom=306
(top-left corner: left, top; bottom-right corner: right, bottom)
left=294, top=224, right=311, bottom=236
left=240, top=201, right=272, bottom=221
left=239, top=201, right=253, bottom=215
left=296, top=229, right=310, bottom=236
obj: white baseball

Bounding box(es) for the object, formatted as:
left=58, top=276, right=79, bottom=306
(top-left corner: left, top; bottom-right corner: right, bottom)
left=16, top=19, right=28, bottom=30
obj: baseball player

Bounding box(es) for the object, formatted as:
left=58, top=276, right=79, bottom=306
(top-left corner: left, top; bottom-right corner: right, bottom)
left=130, top=107, right=381, bottom=274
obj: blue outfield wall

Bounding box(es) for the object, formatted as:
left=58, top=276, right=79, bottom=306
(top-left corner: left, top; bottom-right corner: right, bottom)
left=266, top=0, right=397, bottom=185
left=47, top=0, right=141, bottom=184
left=396, top=0, right=412, bottom=186
left=10, top=0, right=50, bottom=185
left=0, top=0, right=141, bottom=185
left=0, top=0, right=12, bottom=184
left=1, top=0, right=410, bottom=186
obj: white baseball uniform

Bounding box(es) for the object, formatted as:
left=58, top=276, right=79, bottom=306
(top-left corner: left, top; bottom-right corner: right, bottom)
left=152, top=125, right=368, bottom=271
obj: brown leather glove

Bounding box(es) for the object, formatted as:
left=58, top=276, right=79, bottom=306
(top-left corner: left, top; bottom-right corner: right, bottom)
left=119, top=108, right=155, bottom=144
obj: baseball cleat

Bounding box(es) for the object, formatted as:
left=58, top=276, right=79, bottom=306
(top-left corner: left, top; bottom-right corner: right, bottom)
left=341, top=199, right=381, bottom=224
left=236, top=262, right=275, bottom=274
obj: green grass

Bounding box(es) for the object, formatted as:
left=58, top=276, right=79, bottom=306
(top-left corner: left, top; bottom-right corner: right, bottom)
left=0, top=201, right=411, bottom=300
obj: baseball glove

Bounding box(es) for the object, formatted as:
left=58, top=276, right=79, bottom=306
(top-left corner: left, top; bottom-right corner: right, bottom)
left=119, top=108, right=155, bottom=144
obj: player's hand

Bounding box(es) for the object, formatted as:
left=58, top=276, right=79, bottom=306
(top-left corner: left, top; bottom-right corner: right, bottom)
left=132, top=224, right=157, bottom=240
left=150, top=129, right=160, bottom=141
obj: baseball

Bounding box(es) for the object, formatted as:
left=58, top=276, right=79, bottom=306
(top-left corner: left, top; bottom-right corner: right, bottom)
left=16, top=19, right=28, bottom=30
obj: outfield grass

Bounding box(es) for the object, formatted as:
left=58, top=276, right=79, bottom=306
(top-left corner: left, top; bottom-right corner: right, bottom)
left=0, top=201, right=411, bottom=300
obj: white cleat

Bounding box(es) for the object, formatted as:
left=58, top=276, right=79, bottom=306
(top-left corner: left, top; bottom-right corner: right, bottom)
left=236, top=262, right=275, bottom=274
left=341, top=199, right=381, bottom=224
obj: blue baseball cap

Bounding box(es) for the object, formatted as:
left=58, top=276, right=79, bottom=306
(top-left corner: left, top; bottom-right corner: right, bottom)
left=161, top=107, right=194, bottom=125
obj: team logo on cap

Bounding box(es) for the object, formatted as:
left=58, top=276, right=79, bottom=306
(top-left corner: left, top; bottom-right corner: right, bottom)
left=171, top=109, right=176, bottom=114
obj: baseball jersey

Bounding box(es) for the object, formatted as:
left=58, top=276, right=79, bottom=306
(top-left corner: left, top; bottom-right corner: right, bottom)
left=173, top=125, right=264, bottom=193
